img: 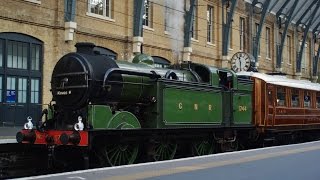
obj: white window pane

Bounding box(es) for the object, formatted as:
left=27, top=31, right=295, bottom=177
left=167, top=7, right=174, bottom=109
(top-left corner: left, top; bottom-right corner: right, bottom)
left=12, top=42, right=18, bottom=68
left=7, top=41, right=12, bottom=68
left=7, top=77, right=15, bottom=90
left=31, top=92, right=34, bottom=103
left=35, top=92, right=39, bottom=103
left=23, top=43, right=28, bottom=69
left=35, top=45, right=40, bottom=70
left=23, top=79, right=27, bottom=91
left=35, top=79, right=39, bottom=91
left=90, top=0, right=104, bottom=15
left=18, top=43, right=23, bottom=69
left=0, top=76, right=2, bottom=102
left=0, top=40, right=2, bottom=67
left=18, top=90, right=22, bottom=103
left=31, top=79, right=34, bottom=91
left=18, top=78, right=23, bottom=90
left=23, top=91, right=26, bottom=103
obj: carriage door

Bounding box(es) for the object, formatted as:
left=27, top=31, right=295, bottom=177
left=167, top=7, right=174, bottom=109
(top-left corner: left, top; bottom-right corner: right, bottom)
left=267, top=85, right=275, bottom=126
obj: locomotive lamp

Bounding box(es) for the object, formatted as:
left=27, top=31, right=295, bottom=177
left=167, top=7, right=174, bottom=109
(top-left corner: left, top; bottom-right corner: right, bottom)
left=74, top=116, right=84, bottom=131
left=24, top=116, right=34, bottom=130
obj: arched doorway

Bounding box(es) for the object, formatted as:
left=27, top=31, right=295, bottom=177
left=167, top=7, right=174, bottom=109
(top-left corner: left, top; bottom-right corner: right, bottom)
left=152, top=56, right=171, bottom=68
left=0, top=33, right=43, bottom=126
left=94, top=46, right=117, bottom=60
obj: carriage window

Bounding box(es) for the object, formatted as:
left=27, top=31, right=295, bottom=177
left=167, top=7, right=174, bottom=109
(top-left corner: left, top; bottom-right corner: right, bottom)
left=277, top=87, right=286, bottom=106
left=291, top=89, right=299, bottom=107
left=317, top=93, right=320, bottom=108
left=304, top=91, right=311, bottom=108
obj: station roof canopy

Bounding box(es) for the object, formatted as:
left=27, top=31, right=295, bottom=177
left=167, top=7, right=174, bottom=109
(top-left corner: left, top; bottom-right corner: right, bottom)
left=245, top=0, right=320, bottom=34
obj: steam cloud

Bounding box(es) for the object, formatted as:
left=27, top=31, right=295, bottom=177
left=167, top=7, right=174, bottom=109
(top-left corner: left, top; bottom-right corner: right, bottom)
left=151, top=0, right=185, bottom=62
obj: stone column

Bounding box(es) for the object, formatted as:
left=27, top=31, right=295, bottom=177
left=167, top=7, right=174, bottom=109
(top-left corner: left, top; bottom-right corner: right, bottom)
left=294, top=72, right=302, bottom=80
left=133, top=36, right=143, bottom=54
left=312, top=76, right=318, bottom=83
left=183, top=47, right=192, bottom=61
left=222, top=55, right=230, bottom=68
left=64, top=21, right=77, bottom=41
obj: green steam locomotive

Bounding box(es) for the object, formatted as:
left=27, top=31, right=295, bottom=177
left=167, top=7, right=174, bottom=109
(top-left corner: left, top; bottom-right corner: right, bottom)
left=18, top=42, right=318, bottom=168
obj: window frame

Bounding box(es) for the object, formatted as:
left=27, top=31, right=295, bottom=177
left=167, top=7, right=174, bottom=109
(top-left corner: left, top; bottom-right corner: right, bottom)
left=291, top=89, right=300, bottom=108
left=266, top=27, right=271, bottom=58
left=87, top=0, right=113, bottom=20
left=143, top=0, right=153, bottom=28
left=303, top=90, right=312, bottom=108
left=239, top=17, right=245, bottom=51
left=207, top=5, right=214, bottom=43
left=287, top=35, right=292, bottom=65
left=276, top=86, right=286, bottom=107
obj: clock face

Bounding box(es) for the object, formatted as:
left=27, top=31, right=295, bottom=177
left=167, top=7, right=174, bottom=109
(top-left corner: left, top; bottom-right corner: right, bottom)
left=230, top=52, right=252, bottom=72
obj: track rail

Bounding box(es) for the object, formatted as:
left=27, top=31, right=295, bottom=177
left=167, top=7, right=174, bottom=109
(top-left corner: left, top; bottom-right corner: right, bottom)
left=0, top=143, right=49, bottom=179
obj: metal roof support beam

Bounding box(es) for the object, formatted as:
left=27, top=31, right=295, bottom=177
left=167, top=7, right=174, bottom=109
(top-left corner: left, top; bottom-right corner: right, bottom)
left=295, top=0, right=317, bottom=26
left=184, top=0, right=197, bottom=47
left=296, top=0, right=320, bottom=73
left=276, top=0, right=299, bottom=69
left=222, top=0, right=238, bottom=56
left=252, top=0, right=271, bottom=62
left=64, top=0, right=76, bottom=22
left=133, top=0, right=145, bottom=37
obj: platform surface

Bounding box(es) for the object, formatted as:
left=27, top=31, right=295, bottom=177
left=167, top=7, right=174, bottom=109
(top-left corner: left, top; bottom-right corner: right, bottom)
left=0, top=127, right=19, bottom=143
left=17, top=141, right=320, bottom=180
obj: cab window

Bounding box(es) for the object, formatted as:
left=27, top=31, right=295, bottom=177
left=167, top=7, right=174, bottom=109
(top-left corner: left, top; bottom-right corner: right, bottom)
left=304, top=91, right=311, bottom=108
left=277, top=87, right=286, bottom=106
left=291, top=89, right=300, bottom=107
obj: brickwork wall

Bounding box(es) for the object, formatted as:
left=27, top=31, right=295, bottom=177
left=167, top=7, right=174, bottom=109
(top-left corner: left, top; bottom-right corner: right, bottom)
left=0, top=0, right=318, bottom=105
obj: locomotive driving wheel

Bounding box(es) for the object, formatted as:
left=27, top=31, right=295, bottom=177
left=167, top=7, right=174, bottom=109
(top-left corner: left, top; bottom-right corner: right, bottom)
left=192, top=139, right=215, bottom=156
left=151, top=139, right=177, bottom=161
left=101, top=142, right=139, bottom=166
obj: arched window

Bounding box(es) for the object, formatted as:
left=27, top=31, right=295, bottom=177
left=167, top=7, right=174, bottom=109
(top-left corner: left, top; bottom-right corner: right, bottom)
left=0, top=33, right=43, bottom=126
left=152, top=56, right=171, bottom=68
left=94, top=46, right=117, bottom=60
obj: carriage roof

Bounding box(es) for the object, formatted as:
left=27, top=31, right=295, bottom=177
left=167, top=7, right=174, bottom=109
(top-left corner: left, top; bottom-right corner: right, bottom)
left=237, top=71, right=320, bottom=91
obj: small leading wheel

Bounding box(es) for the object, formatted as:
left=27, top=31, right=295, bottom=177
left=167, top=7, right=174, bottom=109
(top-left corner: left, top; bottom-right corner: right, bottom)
left=152, top=140, right=177, bottom=161
left=101, top=142, right=139, bottom=166
left=192, top=139, right=215, bottom=156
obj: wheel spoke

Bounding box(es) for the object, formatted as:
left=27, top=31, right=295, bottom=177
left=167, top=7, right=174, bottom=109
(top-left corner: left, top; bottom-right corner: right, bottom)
left=192, top=139, right=214, bottom=156
left=103, top=142, right=139, bottom=166
left=153, top=140, right=177, bottom=161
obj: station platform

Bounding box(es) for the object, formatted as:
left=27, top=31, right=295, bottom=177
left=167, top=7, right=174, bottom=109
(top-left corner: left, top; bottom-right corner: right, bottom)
left=17, top=140, right=320, bottom=180
left=0, top=126, right=20, bottom=143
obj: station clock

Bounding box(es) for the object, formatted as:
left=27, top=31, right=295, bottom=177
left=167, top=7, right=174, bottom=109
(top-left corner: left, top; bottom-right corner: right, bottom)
left=230, top=52, right=254, bottom=72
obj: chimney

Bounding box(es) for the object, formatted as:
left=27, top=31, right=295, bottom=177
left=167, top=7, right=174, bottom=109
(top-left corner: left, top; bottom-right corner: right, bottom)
left=75, top=42, right=95, bottom=55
